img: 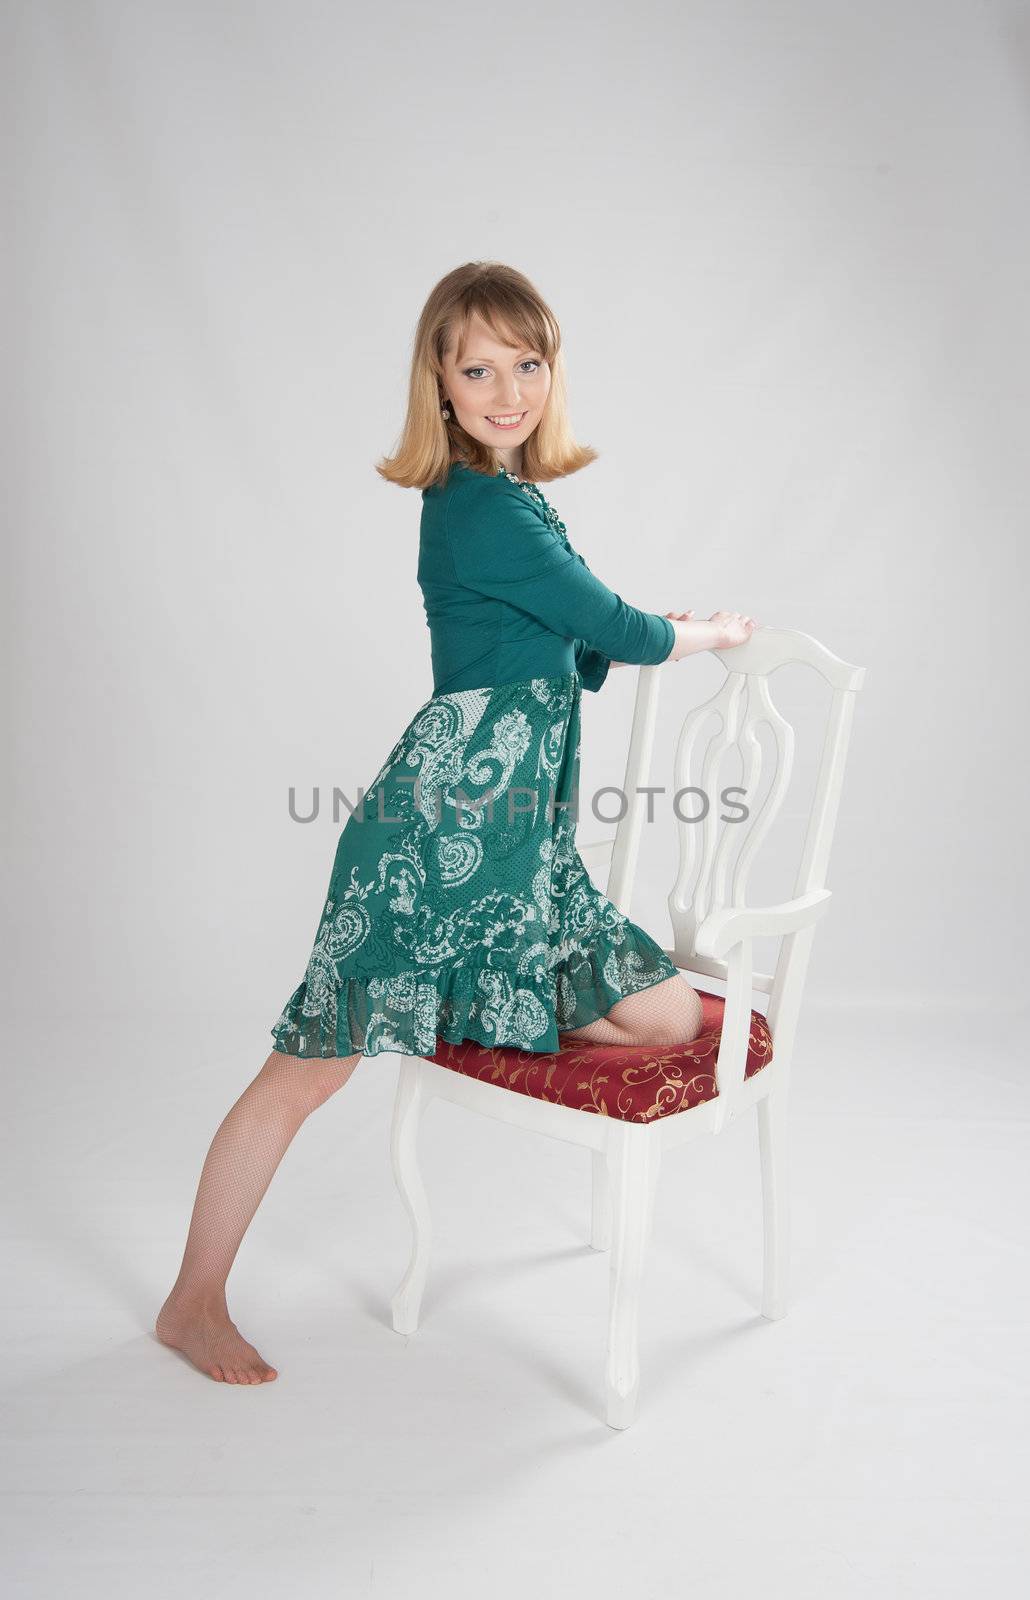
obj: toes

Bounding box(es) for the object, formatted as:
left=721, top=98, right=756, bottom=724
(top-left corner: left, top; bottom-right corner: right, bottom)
left=199, top=1351, right=277, bottom=1384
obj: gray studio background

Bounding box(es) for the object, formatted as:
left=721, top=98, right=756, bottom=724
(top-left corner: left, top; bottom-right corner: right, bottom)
left=7, top=2, right=1026, bottom=1033
left=4, top=3, right=1028, bottom=1598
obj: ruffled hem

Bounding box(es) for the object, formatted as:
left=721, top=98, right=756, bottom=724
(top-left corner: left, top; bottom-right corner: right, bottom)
left=269, top=924, right=680, bottom=1061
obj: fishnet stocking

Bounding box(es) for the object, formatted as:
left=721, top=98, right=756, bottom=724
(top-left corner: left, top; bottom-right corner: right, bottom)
left=559, top=973, right=705, bottom=1048
left=156, top=975, right=702, bottom=1384
left=155, top=1049, right=361, bottom=1383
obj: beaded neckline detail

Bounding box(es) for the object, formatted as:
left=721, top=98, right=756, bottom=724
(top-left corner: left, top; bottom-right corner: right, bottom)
left=495, top=464, right=569, bottom=540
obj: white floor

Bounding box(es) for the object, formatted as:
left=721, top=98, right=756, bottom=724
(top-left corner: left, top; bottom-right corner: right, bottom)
left=3, top=1001, right=1027, bottom=1599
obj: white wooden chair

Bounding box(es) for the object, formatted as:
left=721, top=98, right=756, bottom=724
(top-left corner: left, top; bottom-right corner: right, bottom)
left=388, top=626, right=866, bottom=1428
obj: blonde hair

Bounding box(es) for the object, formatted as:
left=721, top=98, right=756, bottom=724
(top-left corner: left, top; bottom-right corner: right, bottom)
left=375, top=261, right=599, bottom=490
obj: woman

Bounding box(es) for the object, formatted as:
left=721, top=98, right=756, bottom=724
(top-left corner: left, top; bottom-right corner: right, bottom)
left=156, top=261, right=758, bottom=1384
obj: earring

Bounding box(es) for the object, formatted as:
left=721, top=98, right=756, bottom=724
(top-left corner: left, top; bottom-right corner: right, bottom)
left=441, top=399, right=451, bottom=420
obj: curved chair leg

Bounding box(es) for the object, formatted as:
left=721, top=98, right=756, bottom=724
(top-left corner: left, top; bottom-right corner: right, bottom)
left=590, top=1147, right=611, bottom=1250
left=389, top=1058, right=433, bottom=1336
left=604, top=1124, right=662, bottom=1429
left=757, top=1086, right=790, bottom=1320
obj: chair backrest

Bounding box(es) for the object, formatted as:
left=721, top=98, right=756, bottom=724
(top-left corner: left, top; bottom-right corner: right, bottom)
left=600, top=626, right=866, bottom=1046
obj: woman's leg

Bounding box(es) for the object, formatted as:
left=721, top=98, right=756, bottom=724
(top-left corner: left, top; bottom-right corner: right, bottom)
left=155, top=1047, right=361, bottom=1384
left=559, top=973, right=705, bottom=1048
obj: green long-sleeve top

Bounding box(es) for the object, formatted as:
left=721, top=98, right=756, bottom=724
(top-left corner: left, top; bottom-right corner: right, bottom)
left=418, top=463, right=675, bottom=696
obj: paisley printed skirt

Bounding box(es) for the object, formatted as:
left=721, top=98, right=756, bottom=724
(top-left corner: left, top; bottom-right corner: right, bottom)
left=270, top=670, right=680, bottom=1060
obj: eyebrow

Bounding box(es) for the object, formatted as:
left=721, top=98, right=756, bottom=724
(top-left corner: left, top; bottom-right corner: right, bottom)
left=461, top=349, right=539, bottom=363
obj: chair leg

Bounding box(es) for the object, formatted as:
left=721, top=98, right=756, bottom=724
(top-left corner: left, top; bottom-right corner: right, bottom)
left=590, top=1148, right=611, bottom=1250
left=604, top=1124, right=662, bottom=1430
left=757, top=1086, right=791, bottom=1320
left=389, top=1059, right=433, bottom=1336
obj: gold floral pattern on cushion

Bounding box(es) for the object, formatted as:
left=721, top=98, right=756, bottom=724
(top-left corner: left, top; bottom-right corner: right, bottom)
left=427, top=989, right=773, bottom=1123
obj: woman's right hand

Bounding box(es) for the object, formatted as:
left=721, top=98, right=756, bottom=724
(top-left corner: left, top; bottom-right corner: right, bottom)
left=664, top=610, right=760, bottom=661
left=708, top=610, right=759, bottom=650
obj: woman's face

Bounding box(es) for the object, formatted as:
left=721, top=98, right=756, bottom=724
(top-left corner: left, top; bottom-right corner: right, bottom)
left=440, top=316, right=551, bottom=460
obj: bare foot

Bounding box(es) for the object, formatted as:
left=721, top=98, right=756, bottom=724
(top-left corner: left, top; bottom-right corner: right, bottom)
left=155, top=1293, right=278, bottom=1383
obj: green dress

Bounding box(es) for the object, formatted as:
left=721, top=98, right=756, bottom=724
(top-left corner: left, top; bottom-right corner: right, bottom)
left=270, top=461, right=680, bottom=1060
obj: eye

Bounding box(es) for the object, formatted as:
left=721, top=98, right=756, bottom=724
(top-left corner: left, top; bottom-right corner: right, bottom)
left=461, top=360, right=542, bottom=379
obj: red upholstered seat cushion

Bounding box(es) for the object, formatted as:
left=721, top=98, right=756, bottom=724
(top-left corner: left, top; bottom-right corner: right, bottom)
left=427, top=989, right=773, bottom=1124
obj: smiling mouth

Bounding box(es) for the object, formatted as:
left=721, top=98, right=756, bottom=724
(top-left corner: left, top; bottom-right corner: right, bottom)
left=485, top=412, right=527, bottom=429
